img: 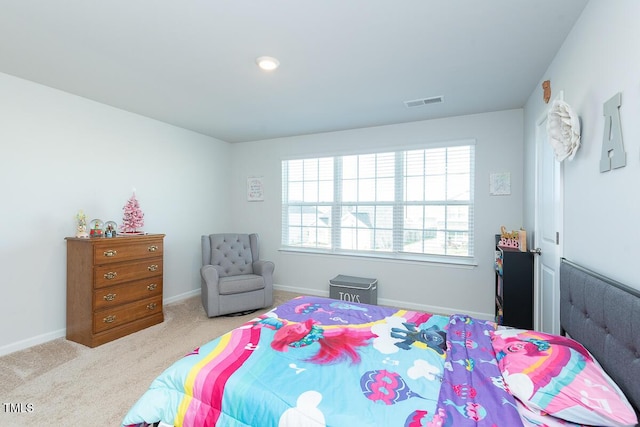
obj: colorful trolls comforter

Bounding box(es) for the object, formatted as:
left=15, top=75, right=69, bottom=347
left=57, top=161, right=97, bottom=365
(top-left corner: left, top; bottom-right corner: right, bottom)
left=122, top=296, right=521, bottom=427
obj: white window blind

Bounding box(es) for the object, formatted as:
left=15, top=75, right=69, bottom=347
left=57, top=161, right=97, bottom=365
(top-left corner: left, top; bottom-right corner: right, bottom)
left=282, top=141, right=475, bottom=262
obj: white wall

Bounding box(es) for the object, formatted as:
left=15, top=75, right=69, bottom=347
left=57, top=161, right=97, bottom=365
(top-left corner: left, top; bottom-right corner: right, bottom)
left=0, top=73, right=528, bottom=355
left=0, top=72, right=232, bottom=355
left=523, top=0, right=640, bottom=289
left=230, top=110, right=525, bottom=317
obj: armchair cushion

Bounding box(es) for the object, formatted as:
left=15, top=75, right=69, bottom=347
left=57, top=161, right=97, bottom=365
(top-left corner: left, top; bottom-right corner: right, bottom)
left=219, top=274, right=265, bottom=295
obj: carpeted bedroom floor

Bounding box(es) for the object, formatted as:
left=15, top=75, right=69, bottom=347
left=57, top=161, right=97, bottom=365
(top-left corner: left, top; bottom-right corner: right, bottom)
left=0, top=290, right=301, bottom=427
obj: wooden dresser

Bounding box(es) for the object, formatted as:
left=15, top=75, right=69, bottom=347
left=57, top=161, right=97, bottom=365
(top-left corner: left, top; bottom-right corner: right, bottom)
left=65, top=234, right=165, bottom=347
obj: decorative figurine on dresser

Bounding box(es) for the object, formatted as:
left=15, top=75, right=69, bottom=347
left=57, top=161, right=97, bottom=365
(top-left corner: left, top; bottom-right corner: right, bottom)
left=65, top=233, right=165, bottom=347
left=75, top=210, right=89, bottom=238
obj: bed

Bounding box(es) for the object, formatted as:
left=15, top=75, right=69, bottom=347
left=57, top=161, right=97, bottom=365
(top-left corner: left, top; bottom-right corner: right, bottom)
left=122, top=259, right=640, bottom=427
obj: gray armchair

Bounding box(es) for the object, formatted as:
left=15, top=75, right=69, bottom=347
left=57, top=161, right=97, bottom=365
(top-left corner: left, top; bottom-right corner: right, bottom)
left=200, top=233, right=274, bottom=317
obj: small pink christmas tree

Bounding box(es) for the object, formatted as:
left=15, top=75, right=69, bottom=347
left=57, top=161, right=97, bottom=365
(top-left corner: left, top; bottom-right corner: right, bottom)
left=120, top=192, right=145, bottom=233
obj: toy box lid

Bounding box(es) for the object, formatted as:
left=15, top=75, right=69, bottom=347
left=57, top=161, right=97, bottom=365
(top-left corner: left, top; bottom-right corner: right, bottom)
left=329, top=275, right=377, bottom=290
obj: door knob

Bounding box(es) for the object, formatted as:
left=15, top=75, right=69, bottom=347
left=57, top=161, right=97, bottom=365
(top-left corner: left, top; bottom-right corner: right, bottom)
left=530, top=248, right=542, bottom=255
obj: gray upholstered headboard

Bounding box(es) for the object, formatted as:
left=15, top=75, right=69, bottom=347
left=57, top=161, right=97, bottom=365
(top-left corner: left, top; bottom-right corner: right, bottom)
left=560, top=258, right=640, bottom=416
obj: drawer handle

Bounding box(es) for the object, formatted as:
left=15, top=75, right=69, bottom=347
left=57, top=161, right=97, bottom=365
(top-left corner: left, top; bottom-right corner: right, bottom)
left=103, top=250, right=117, bottom=257
left=147, top=302, right=157, bottom=310
left=103, top=315, right=116, bottom=323
left=147, top=283, right=157, bottom=291
left=148, top=264, right=158, bottom=272
left=148, top=245, right=158, bottom=252
left=103, top=293, right=117, bottom=301
left=104, top=271, right=117, bottom=280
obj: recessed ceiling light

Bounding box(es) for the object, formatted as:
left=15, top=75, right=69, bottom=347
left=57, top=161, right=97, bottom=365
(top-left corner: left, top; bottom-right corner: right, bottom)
left=256, top=56, right=280, bottom=71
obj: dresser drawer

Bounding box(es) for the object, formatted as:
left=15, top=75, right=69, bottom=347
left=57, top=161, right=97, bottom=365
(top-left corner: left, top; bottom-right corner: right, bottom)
left=93, top=295, right=163, bottom=333
left=94, top=258, right=163, bottom=288
left=93, top=238, right=163, bottom=265
left=94, top=278, right=163, bottom=310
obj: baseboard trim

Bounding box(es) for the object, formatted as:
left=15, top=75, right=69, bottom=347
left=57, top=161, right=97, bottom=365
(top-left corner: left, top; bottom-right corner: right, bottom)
left=0, top=289, right=203, bottom=358
left=163, top=287, right=201, bottom=305
left=0, top=328, right=66, bottom=357
left=275, top=284, right=329, bottom=298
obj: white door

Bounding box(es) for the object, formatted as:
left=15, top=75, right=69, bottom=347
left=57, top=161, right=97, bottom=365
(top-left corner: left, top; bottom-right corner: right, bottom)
left=534, top=94, right=564, bottom=334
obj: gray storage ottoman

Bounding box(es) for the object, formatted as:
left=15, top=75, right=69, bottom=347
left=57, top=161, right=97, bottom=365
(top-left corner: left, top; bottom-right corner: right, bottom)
left=329, top=275, right=378, bottom=305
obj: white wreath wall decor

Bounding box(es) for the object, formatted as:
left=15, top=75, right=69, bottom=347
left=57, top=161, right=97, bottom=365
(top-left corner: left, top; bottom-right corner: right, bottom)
left=547, top=99, right=581, bottom=162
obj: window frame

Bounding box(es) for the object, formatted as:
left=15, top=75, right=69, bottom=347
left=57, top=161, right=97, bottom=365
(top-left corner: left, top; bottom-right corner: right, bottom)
left=281, top=140, right=476, bottom=265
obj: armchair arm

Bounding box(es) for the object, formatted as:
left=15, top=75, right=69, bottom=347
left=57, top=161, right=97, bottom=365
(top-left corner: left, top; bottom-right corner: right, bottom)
left=253, top=260, right=275, bottom=278
left=253, top=260, right=274, bottom=308
left=200, top=264, right=224, bottom=317
left=201, top=264, right=222, bottom=287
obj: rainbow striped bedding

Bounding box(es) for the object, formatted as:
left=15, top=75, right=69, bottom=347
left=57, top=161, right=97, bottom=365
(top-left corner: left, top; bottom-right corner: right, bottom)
left=123, top=296, right=632, bottom=427
left=122, top=296, right=458, bottom=426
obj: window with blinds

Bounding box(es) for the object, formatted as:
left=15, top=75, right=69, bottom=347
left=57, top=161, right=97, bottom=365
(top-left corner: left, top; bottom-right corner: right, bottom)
left=281, top=141, right=475, bottom=262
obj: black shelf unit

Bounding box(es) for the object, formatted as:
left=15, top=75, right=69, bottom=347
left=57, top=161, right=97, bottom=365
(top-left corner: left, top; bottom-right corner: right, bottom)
left=494, top=235, right=534, bottom=329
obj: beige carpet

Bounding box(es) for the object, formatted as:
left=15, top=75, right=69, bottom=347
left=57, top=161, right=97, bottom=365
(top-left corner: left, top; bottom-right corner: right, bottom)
left=0, top=290, right=301, bottom=427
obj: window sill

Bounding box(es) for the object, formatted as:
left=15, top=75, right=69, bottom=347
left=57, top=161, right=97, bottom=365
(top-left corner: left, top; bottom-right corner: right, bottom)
left=278, top=247, right=477, bottom=267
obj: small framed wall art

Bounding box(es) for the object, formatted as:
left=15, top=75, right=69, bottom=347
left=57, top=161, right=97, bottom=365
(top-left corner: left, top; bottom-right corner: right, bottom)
left=489, top=172, right=511, bottom=196
left=247, top=177, right=264, bottom=202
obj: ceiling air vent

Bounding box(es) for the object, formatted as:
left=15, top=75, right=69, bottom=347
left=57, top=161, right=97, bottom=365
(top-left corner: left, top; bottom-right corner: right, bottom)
left=404, top=96, right=444, bottom=108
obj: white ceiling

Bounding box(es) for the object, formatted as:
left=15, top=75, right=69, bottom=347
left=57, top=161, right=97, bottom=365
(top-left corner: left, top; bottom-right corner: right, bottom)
left=0, top=0, right=588, bottom=143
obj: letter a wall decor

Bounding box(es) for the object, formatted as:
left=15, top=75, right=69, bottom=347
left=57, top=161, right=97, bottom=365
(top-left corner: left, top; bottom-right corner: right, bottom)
left=600, top=92, right=626, bottom=172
